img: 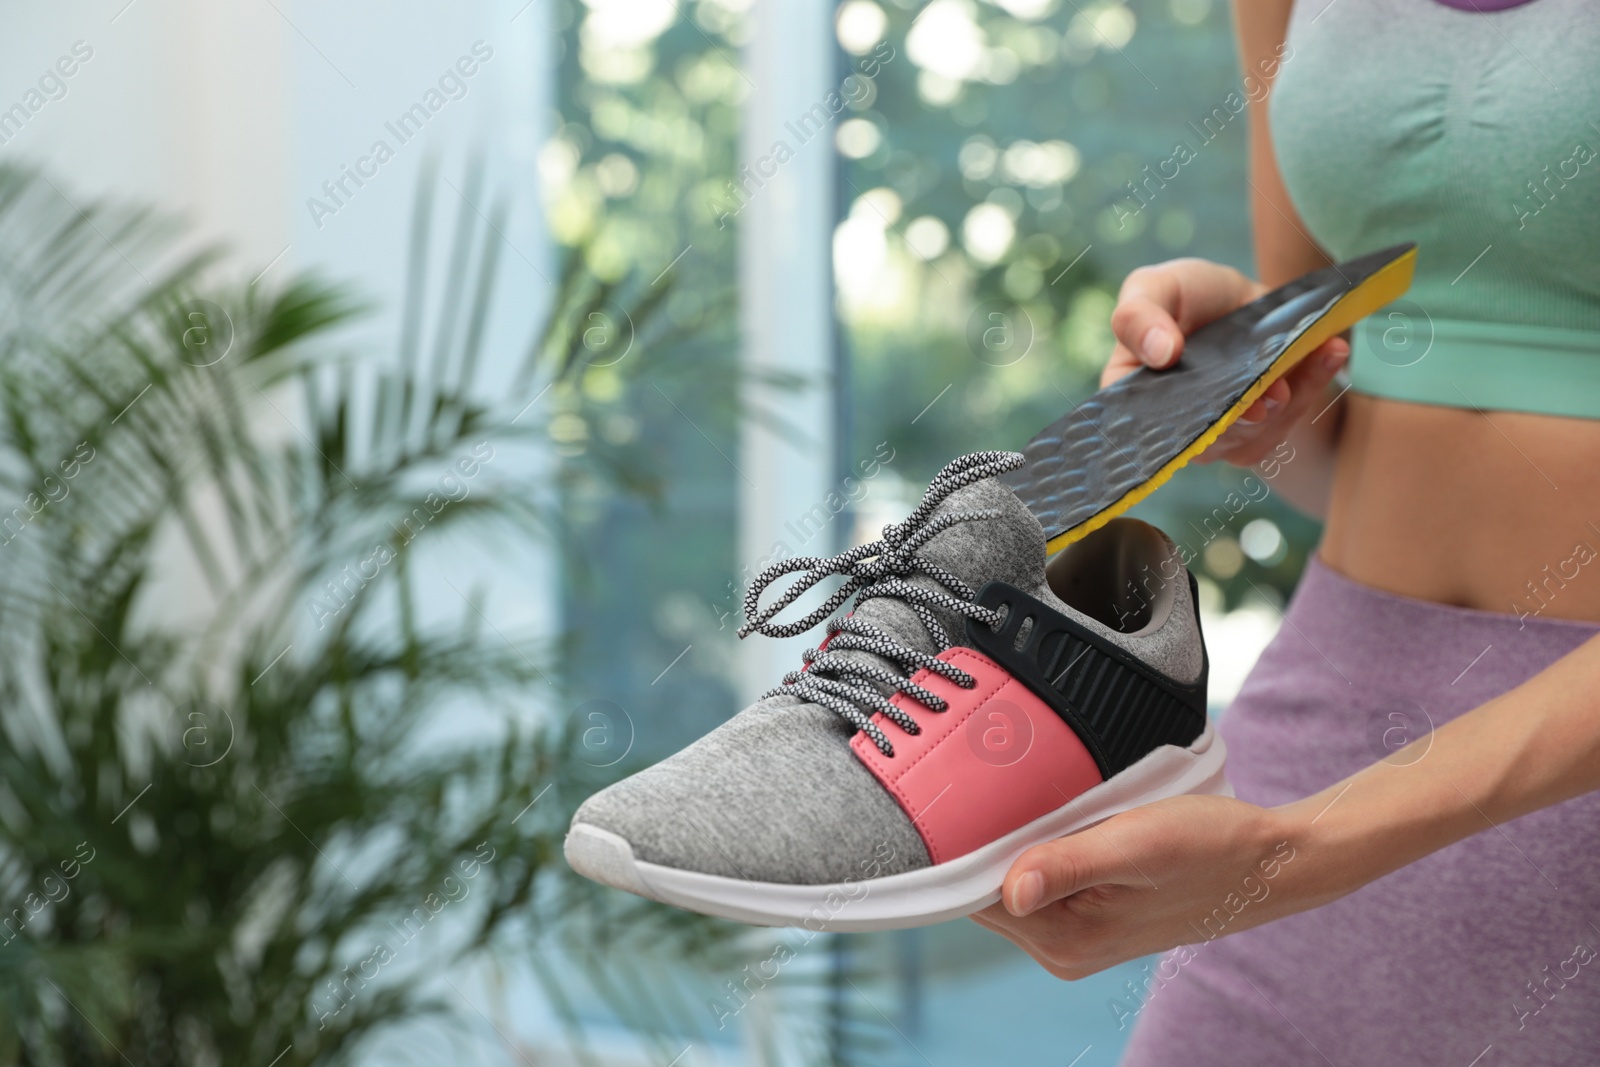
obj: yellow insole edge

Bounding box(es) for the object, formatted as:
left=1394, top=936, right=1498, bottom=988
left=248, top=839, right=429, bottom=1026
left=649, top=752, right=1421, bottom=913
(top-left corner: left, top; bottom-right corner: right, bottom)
left=1044, top=247, right=1417, bottom=555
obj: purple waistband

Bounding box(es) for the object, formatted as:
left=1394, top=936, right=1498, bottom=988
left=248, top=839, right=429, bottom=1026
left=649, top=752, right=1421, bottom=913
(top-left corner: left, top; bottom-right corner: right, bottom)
left=1277, top=555, right=1600, bottom=715
left=1298, top=553, right=1600, bottom=635
left=1202, top=552, right=1600, bottom=769
left=1430, top=0, right=1542, bottom=11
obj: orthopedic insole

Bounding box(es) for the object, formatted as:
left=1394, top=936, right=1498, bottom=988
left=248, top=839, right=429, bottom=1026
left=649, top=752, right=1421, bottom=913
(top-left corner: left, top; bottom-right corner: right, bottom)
left=1004, top=243, right=1417, bottom=553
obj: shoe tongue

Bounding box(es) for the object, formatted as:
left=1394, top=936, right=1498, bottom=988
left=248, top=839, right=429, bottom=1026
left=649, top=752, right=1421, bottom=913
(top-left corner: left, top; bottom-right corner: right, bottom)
left=845, top=476, right=1048, bottom=660
left=910, top=475, right=1049, bottom=600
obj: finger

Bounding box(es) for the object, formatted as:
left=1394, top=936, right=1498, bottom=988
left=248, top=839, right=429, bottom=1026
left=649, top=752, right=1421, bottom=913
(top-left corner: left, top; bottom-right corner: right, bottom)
left=970, top=909, right=1082, bottom=976
left=1194, top=417, right=1264, bottom=464
left=1242, top=377, right=1291, bottom=425
left=1194, top=337, right=1349, bottom=465
left=1191, top=380, right=1282, bottom=465
left=1109, top=282, right=1183, bottom=370
left=1100, top=343, right=1145, bottom=387
left=1275, top=337, right=1350, bottom=427
left=1001, top=830, right=1130, bottom=917
left=972, top=897, right=1089, bottom=948
left=970, top=904, right=1013, bottom=932
left=1110, top=262, right=1257, bottom=371
left=1250, top=336, right=1347, bottom=423
left=1110, top=301, right=1181, bottom=370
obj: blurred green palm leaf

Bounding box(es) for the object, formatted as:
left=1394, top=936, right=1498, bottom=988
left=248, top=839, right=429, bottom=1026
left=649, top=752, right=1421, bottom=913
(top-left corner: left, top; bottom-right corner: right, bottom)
left=0, top=161, right=753, bottom=1066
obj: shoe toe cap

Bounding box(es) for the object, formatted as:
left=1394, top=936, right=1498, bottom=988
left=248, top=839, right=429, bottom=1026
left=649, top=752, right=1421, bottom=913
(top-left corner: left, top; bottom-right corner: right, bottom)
left=568, top=701, right=929, bottom=886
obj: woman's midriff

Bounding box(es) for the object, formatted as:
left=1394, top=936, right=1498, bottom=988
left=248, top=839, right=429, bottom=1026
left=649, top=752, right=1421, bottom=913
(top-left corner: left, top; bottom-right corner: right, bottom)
left=1319, top=393, right=1600, bottom=624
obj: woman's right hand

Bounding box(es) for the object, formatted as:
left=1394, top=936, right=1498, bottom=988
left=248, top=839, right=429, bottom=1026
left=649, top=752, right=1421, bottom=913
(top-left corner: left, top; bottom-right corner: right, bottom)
left=1103, top=258, right=1351, bottom=468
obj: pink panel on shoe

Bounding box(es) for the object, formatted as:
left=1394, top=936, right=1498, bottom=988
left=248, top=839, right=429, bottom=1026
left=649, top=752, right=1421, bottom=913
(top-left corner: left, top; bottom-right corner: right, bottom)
left=849, top=647, right=1104, bottom=865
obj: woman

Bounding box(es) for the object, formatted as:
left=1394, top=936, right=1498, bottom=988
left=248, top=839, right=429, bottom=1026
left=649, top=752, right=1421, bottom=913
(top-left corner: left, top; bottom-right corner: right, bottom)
left=971, top=1, right=1600, bottom=1063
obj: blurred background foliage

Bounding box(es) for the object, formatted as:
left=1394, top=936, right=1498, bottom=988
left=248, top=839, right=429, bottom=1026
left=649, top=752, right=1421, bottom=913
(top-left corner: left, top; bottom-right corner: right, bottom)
left=0, top=162, right=770, bottom=1064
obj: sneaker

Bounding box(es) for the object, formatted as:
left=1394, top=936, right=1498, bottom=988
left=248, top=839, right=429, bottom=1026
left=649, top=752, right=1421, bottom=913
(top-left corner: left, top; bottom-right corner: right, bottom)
left=565, top=451, right=1229, bottom=931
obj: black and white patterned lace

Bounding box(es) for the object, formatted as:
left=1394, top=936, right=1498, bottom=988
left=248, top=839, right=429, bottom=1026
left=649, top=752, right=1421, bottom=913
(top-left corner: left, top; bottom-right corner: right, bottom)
left=739, top=450, right=1026, bottom=756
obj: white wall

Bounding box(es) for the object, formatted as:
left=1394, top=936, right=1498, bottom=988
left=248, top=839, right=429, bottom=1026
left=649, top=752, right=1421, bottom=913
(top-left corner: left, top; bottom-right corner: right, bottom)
left=0, top=0, right=559, bottom=632
left=0, top=0, right=292, bottom=267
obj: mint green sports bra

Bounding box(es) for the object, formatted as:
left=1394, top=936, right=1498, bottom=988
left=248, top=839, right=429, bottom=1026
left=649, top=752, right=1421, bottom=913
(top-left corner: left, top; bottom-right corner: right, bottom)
left=1270, top=0, right=1600, bottom=418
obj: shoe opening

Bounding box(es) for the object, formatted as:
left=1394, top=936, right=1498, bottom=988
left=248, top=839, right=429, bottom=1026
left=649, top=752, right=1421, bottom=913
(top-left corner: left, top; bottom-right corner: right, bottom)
left=1044, top=518, right=1179, bottom=636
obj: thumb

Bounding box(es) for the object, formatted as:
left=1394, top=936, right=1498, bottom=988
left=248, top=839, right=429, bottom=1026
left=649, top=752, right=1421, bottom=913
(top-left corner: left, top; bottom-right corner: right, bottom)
left=1002, top=828, right=1129, bottom=917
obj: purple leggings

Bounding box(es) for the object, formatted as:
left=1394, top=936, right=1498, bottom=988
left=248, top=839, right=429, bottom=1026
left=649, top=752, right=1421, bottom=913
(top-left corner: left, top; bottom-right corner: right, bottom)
left=1120, top=557, right=1600, bottom=1067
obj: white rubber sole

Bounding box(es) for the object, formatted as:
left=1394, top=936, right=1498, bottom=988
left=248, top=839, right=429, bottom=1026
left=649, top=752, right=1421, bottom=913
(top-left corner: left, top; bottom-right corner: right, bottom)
left=564, top=725, right=1231, bottom=932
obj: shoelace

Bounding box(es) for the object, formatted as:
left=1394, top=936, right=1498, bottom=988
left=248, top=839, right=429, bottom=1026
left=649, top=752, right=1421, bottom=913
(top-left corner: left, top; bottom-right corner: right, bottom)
left=739, top=450, right=1026, bottom=756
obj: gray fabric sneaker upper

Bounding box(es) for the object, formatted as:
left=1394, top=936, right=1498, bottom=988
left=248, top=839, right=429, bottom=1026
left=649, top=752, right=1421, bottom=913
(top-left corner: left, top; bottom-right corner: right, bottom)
left=570, top=451, right=1203, bottom=885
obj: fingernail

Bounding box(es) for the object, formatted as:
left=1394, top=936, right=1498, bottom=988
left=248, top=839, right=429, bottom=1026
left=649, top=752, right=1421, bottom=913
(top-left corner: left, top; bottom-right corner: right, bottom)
left=1263, top=393, right=1283, bottom=414
left=1140, top=327, right=1175, bottom=367
left=1322, top=348, right=1348, bottom=372
left=1010, top=871, right=1045, bottom=916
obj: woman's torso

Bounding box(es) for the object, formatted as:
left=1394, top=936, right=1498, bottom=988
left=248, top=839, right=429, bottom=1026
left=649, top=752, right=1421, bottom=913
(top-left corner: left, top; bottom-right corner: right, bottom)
left=1323, top=396, right=1600, bottom=623
left=1268, top=0, right=1600, bottom=621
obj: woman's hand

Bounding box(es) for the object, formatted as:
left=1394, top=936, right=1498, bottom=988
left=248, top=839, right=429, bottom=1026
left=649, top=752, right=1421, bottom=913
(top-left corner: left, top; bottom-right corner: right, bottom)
left=1103, top=258, right=1350, bottom=468
left=977, top=626, right=1600, bottom=979
left=972, top=795, right=1323, bottom=980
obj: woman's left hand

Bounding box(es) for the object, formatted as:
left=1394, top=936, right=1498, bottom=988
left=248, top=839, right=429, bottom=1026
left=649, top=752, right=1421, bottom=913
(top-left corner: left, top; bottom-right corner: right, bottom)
left=971, top=794, right=1319, bottom=980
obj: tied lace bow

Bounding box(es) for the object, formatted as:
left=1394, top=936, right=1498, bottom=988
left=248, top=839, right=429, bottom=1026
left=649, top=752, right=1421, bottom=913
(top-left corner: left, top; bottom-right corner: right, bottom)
left=737, top=451, right=1025, bottom=756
